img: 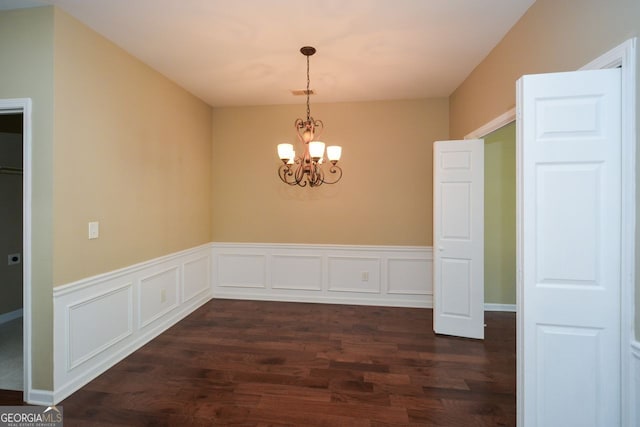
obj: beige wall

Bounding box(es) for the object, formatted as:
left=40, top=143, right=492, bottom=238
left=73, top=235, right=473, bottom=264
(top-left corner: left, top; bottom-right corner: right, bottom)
left=53, top=9, right=212, bottom=285
left=450, top=0, right=640, bottom=138
left=212, top=99, right=448, bottom=246
left=0, top=6, right=213, bottom=390
left=449, top=0, right=640, bottom=339
left=0, top=6, right=55, bottom=389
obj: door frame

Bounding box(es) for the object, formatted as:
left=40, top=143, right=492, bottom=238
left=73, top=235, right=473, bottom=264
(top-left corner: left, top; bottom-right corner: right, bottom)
left=464, top=38, right=636, bottom=425
left=0, top=98, right=32, bottom=403
left=579, top=38, right=637, bottom=427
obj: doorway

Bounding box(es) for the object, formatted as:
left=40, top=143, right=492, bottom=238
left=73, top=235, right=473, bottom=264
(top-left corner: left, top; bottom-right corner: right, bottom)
left=464, top=38, right=636, bottom=424
left=0, top=112, right=23, bottom=392
left=0, top=98, right=32, bottom=403
left=483, top=122, right=516, bottom=311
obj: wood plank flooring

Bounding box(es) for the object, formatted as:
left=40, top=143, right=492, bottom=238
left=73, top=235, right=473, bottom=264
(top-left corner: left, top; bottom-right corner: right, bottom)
left=7, top=299, right=517, bottom=426
left=0, top=389, right=23, bottom=405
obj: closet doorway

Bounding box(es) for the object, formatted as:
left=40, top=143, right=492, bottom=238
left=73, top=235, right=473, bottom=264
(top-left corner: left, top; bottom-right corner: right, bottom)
left=0, top=111, right=23, bottom=392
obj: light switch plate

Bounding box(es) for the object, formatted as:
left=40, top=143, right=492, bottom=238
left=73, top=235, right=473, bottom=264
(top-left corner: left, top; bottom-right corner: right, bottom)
left=88, top=221, right=99, bottom=239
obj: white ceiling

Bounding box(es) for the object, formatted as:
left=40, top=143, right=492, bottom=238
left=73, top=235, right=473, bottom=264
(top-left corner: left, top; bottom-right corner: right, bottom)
left=3, top=0, right=535, bottom=107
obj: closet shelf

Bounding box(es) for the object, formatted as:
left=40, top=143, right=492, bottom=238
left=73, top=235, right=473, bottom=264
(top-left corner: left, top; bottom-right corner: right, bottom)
left=0, top=166, right=23, bottom=176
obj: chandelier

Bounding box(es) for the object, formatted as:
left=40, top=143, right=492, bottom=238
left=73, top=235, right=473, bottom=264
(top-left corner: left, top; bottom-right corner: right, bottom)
left=277, top=46, right=342, bottom=187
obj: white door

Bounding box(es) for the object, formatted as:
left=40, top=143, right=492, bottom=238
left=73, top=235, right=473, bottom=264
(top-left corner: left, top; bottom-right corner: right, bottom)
left=433, top=139, right=484, bottom=339
left=517, top=68, right=621, bottom=426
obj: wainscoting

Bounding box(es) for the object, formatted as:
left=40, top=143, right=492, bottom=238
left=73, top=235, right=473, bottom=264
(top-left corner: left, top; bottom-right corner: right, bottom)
left=51, top=243, right=431, bottom=404
left=211, top=243, right=433, bottom=308
left=49, top=240, right=638, bottom=416
left=52, top=244, right=211, bottom=404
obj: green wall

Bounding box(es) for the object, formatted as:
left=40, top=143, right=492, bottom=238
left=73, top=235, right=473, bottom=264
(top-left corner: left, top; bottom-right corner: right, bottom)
left=484, top=122, right=516, bottom=305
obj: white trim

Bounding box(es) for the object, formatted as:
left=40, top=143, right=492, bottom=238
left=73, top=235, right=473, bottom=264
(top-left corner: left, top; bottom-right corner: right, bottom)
left=26, top=389, right=54, bottom=406
left=52, top=244, right=212, bottom=404
left=0, top=308, right=23, bottom=325
left=580, top=40, right=632, bottom=70
left=631, top=340, right=640, bottom=427
left=465, top=107, right=516, bottom=139
left=484, top=303, right=516, bottom=312
left=515, top=78, right=525, bottom=427
left=0, top=98, right=32, bottom=406
left=213, top=292, right=431, bottom=308
left=580, top=38, right=637, bottom=427
left=212, top=242, right=434, bottom=308
left=212, top=242, right=431, bottom=252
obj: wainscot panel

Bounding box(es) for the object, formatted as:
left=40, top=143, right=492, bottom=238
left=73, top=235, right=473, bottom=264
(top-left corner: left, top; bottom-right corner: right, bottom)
left=53, top=244, right=212, bottom=404
left=211, top=243, right=433, bottom=308
left=183, top=255, right=211, bottom=303
left=67, top=283, right=133, bottom=370
left=217, top=253, right=266, bottom=288
left=272, top=254, right=323, bottom=291
left=139, top=267, right=179, bottom=328
left=328, top=256, right=381, bottom=293
left=387, top=257, right=432, bottom=295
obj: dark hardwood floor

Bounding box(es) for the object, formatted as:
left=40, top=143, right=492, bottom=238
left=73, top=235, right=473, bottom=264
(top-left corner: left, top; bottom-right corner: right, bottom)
left=0, top=389, right=23, bottom=405
left=5, top=299, right=517, bottom=426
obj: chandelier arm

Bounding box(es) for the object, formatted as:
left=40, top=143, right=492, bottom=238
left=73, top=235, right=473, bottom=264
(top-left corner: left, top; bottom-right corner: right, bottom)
left=278, top=165, right=297, bottom=186
left=295, top=160, right=307, bottom=185
left=309, top=162, right=323, bottom=187
left=317, top=164, right=326, bottom=186
left=319, top=165, right=343, bottom=185
left=295, top=163, right=309, bottom=187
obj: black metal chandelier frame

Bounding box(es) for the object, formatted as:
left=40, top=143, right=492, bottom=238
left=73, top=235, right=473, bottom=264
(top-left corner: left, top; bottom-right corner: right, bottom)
left=277, top=46, right=342, bottom=187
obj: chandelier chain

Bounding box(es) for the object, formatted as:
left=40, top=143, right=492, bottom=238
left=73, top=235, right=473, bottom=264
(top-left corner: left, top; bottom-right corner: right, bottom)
left=306, top=54, right=311, bottom=122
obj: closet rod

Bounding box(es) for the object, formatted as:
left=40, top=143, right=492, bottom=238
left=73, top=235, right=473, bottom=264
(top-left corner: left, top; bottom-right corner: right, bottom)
left=0, top=166, right=23, bottom=176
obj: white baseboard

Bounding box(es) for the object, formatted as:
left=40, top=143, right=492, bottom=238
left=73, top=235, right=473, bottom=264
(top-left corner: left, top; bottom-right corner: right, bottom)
left=26, top=389, right=54, bottom=406
left=484, top=303, right=516, bottom=312
left=211, top=243, right=433, bottom=308
left=52, top=244, right=212, bottom=404
left=0, top=308, right=23, bottom=325
left=631, top=340, right=640, bottom=427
